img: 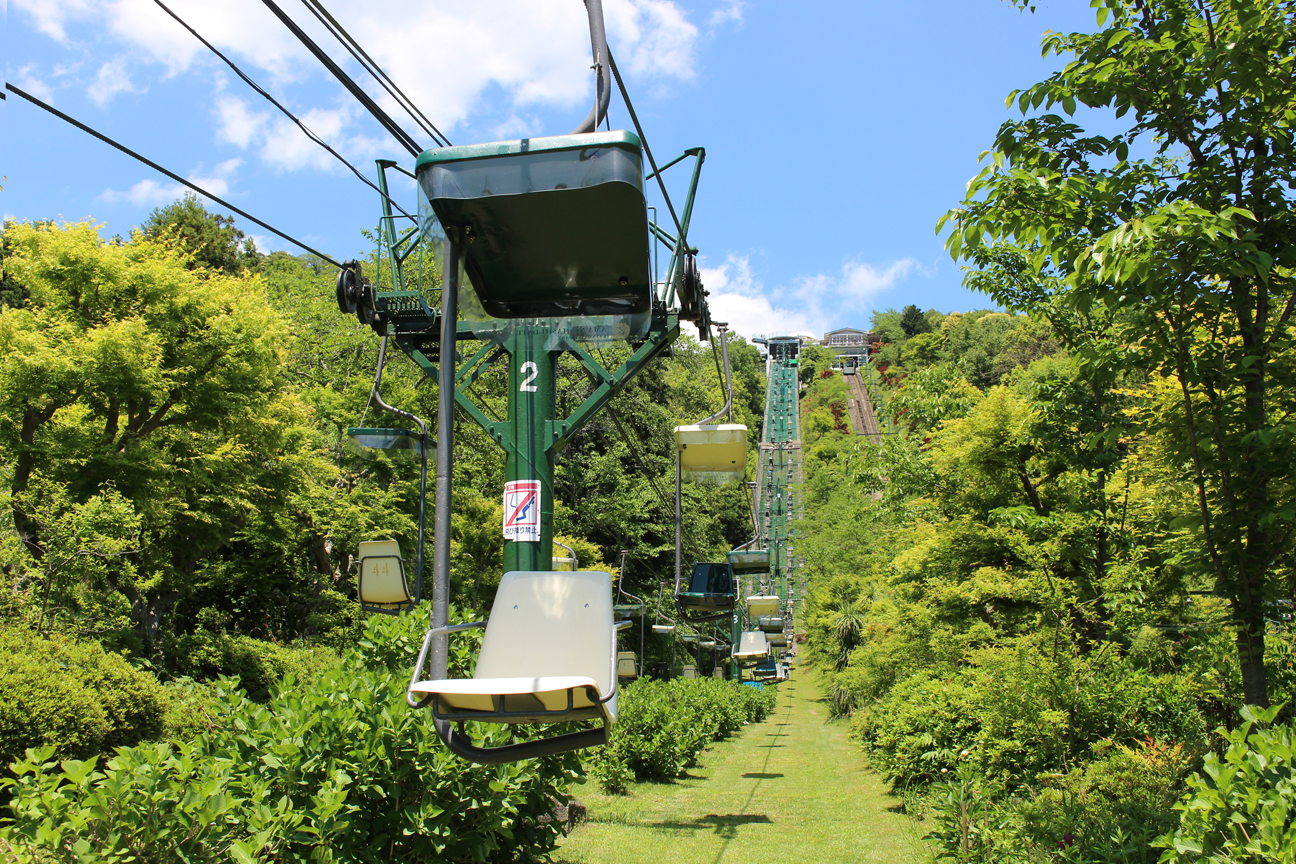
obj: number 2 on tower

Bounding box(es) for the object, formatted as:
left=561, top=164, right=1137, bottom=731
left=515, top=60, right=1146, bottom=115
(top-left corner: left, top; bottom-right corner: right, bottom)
left=519, top=361, right=539, bottom=393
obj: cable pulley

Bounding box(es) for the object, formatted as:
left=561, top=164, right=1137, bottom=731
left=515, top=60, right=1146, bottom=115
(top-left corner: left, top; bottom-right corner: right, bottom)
left=336, top=261, right=361, bottom=314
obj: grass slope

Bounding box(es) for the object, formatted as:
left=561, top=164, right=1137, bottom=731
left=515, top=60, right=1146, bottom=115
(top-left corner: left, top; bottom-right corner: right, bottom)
left=554, top=669, right=924, bottom=863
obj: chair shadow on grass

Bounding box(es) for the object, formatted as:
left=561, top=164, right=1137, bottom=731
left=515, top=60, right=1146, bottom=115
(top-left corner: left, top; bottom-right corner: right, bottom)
left=647, top=814, right=773, bottom=839
left=741, top=772, right=784, bottom=779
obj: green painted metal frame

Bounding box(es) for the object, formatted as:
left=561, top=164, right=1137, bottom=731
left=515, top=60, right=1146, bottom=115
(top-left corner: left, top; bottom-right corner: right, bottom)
left=365, top=147, right=702, bottom=576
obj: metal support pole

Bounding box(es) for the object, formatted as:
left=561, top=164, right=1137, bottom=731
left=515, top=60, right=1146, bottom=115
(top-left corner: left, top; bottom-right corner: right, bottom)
left=430, top=238, right=458, bottom=680
left=503, top=328, right=556, bottom=573
left=674, top=450, right=682, bottom=598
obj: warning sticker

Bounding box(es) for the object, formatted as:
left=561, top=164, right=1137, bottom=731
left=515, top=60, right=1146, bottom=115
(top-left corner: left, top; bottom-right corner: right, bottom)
left=502, top=480, right=542, bottom=542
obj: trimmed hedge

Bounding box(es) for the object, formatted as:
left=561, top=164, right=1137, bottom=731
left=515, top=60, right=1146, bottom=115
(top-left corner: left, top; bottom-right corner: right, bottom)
left=162, top=629, right=338, bottom=700
left=0, top=626, right=167, bottom=770
left=591, top=678, right=778, bottom=793
left=1, top=606, right=579, bottom=863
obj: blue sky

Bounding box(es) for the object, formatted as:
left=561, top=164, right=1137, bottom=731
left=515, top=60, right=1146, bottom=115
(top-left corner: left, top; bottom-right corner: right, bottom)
left=5, top=0, right=1102, bottom=340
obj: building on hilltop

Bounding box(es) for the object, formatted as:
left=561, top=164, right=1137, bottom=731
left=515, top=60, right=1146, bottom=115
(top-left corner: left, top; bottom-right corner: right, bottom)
left=821, top=327, right=872, bottom=365
left=822, top=327, right=868, bottom=347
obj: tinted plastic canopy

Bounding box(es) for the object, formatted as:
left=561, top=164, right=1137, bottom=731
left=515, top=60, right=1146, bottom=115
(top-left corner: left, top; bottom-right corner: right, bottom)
left=417, top=131, right=650, bottom=318
left=345, top=428, right=424, bottom=461
left=677, top=562, right=735, bottom=614
left=727, top=549, right=769, bottom=574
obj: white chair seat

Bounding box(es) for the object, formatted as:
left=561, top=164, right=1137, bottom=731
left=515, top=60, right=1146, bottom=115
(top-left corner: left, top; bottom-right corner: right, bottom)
left=411, top=675, right=610, bottom=719
left=410, top=570, right=619, bottom=725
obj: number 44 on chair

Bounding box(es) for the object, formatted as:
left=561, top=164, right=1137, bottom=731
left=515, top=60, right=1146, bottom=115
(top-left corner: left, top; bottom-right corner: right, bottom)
left=502, top=480, right=542, bottom=542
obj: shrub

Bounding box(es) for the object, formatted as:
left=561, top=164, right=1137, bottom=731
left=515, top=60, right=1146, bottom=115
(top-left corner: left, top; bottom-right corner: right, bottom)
left=1, top=605, right=581, bottom=863
left=162, top=629, right=337, bottom=700
left=0, top=626, right=166, bottom=769
left=856, top=636, right=1211, bottom=788
left=1158, top=703, right=1296, bottom=863
left=591, top=678, right=777, bottom=792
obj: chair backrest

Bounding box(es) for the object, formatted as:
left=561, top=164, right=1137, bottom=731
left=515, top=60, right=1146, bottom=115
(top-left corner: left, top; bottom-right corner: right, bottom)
left=682, top=664, right=697, bottom=679
left=674, top=424, right=748, bottom=482
left=734, top=631, right=770, bottom=660
left=476, top=571, right=614, bottom=693
left=617, top=652, right=637, bottom=678
left=358, top=540, right=411, bottom=605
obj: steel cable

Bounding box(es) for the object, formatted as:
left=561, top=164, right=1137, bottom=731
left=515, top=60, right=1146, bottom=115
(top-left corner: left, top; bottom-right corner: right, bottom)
left=149, top=0, right=414, bottom=219
left=6, top=83, right=341, bottom=267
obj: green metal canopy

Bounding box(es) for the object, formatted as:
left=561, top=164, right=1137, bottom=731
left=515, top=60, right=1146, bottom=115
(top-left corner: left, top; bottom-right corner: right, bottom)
left=417, top=130, right=651, bottom=319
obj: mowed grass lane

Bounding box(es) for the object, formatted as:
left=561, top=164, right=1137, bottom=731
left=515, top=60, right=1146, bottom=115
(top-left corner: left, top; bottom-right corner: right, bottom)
left=552, top=669, right=924, bottom=864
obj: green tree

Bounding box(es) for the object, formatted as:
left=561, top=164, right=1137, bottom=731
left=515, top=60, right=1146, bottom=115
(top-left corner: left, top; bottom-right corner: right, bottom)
left=0, top=220, right=301, bottom=651
left=899, top=304, right=932, bottom=337
left=940, top=0, right=1296, bottom=706
left=142, top=194, right=259, bottom=275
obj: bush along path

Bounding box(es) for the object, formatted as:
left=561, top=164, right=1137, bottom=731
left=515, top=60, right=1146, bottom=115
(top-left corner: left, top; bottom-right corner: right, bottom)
left=555, top=668, right=920, bottom=864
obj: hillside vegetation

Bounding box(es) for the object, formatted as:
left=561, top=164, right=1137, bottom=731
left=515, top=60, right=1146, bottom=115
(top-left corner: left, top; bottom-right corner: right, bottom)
left=0, top=209, right=768, bottom=860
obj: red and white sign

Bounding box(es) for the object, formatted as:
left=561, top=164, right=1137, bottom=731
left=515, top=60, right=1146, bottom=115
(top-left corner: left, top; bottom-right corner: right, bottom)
left=502, top=480, right=542, bottom=542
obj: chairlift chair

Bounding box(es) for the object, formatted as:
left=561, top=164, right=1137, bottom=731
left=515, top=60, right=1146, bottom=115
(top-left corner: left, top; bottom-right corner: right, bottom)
left=408, top=570, right=629, bottom=762
left=733, top=631, right=770, bottom=668
left=753, top=658, right=779, bottom=682
left=617, top=651, right=638, bottom=679
left=676, top=561, right=737, bottom=623
left=356, top=540, right=415, bottom=614
left=727, top=549, right=770, bottom=576
left=757, top=615, right=784, bottom=633
left=674, top=424, right=748, bottom=484
left=682, top=664, right=697, bottom=679
left=746, top=594, right=780, bottom=619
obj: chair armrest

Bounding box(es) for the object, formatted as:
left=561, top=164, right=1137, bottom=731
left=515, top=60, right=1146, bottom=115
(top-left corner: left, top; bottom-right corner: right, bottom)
left=429, top=621, right=487, bottom=638
left=407, top=621, right=486, bottom=709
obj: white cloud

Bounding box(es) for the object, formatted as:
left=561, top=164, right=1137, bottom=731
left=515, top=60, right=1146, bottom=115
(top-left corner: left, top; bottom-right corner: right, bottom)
left=11, top=64, right=56, bottom=104
left=259, top=106, right=384, bottom=172
left=492, top=114, right=542, bottom=141
left=16, top=0, right=704, bottom=138
left=100, top=158, right=242, bottom=206
left=87, top=56, right=140, bottom=105
left=605, top=0, right=698, bottom=80
left=11, top=0, right=96, bottom=43
left=701, top=254, right=925, bottom=341
left=708, top=0, right=744, bottom=29
left=189, top=158, right=242, bottom=196
left=214, top=95, right=271, bottom=149
left=702, top=255, right=818, bottom=341
left=100, top=178, right=186, bottom=207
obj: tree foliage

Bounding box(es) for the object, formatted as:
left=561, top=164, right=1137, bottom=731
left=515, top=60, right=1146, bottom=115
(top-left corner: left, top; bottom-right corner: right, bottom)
left=939, top=0, right=1296, bottom=707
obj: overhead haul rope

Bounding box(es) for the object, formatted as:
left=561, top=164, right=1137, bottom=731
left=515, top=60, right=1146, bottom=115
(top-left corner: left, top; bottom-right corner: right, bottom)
left=607, top=50, right=685, bottom=247
left=259, top=0, right=422, bottom=157
left=150, top=0, right=413, bottom=220
left=299, top=0, right=451, bottom=148
left=604, top=402, right=706, bottom=553
left=6, top=83, right=341, bottom=267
